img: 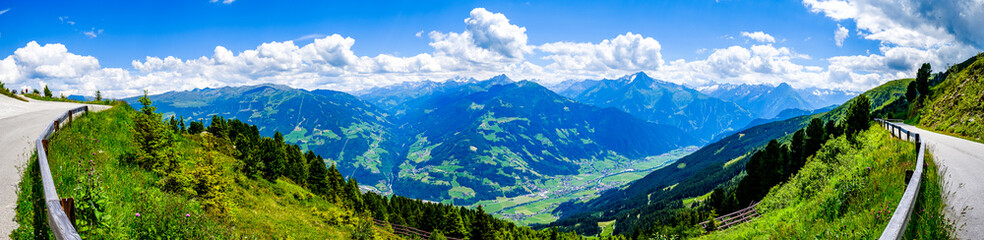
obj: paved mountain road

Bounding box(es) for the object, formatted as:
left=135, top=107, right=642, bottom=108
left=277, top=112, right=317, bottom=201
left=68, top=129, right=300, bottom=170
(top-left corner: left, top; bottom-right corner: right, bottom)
left=899, top=123, right=984, bottom=239
left=0, top=96, right=109, bottom=237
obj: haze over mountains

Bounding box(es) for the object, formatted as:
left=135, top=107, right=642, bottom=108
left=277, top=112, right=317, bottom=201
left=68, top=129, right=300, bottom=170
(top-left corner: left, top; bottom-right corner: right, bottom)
left=128, top=72, right=855, bottom=207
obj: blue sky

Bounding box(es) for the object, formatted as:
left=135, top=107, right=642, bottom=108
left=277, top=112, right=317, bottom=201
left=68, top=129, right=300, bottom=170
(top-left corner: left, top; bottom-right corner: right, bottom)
left=1, top=0, right=980, bottom=97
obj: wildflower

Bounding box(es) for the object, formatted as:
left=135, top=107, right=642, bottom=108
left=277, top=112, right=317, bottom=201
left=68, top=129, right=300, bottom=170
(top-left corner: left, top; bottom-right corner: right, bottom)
left=136, top=213, right=140, bottom=217
left=866, top=167, right=871, bottom=170
left=186, top=214, right=190, bottom=217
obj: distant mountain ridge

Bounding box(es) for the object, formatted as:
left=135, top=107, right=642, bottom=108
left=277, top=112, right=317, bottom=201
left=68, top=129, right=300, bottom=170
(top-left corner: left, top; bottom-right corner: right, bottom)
left=555, top=72, right=754, bottom=141
left=699, top=82, right=811, bottom=119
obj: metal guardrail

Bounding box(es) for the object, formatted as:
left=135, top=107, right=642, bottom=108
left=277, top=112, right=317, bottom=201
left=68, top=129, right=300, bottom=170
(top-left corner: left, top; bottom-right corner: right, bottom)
left=875, top=118, right=925, bottom=240
left=35, top=106, right=88, bottom=240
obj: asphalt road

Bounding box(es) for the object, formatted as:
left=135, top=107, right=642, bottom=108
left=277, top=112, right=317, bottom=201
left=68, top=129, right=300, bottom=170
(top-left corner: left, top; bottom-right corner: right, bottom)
left=899, top=123, right=984, bottom=239
left=0, top=95, right=109, bottom=237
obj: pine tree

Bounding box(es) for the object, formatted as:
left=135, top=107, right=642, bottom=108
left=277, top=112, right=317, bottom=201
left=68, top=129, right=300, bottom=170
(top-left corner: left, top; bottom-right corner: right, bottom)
left=916, top=63, right=931, bottom=96
left=285, top=144, right=308, bottom=186
left=906, top=81, right=918, bottom=102
left=443, top=210, right=468, bottom=239
left=188, top=121, right=204, bottom=134
left=805, top=118, right=825, bottom=154
left=43, top=85, right=52, bottom=98
left=844, top=95, right=871, bottom=137
left=169, top=116, right=179, bottom=132
left=470, top=206, right=494, bottom=240
left=327, top=164, right=346, bottom=197
left=825, top=120, right=842, bottom=138
left=95, top=90, right=102, bottom=101
left=788, top=129, right=805, bottom=171
left=346, top=177, right=364, bottom=211
left=179, top=116, right=186, bottom=133
left=307, top=153, right=329, bottom=195
left=259, top=137, right=286, bottom=180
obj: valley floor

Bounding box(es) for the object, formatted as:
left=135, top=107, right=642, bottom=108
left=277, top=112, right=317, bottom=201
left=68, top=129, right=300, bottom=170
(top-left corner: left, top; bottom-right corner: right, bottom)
left=472, top=147, right=698, bottom=225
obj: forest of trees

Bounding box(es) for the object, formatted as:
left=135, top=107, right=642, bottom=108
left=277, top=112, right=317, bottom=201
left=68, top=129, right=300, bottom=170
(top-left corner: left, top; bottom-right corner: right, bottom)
left=707, top=95, right=870, bottom=214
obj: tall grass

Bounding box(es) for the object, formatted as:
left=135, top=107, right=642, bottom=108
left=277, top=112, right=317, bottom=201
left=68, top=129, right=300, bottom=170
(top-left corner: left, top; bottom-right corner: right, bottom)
left=700, top=125, right=929, bottom=239
left=12, top=106, right=362, bottom=239
left=904, top=153, right=956, bottom=238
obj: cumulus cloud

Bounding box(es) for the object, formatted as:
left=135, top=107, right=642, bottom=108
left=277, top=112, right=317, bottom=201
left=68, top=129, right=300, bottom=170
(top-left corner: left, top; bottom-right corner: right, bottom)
left=741, top=31, right=776, bottom=43
left=835, top=24, right=849, bottom=46
left=804, top=0, right=981, bottom=87
left=803, top=0, right=983, bottom=49
left=7, top=5, right=976, bottom=97
left=538, top=32, right=663, bottom=77
left=429, top=8, right=532, bottom=63
left=653, top=44, right=831, bottom=88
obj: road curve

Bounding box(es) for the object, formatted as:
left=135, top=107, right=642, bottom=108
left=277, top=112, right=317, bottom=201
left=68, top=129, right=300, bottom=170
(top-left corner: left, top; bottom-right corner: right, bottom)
left=0, top=95, right=109, bottom=237
left=898, top=123, right=984, bottom=239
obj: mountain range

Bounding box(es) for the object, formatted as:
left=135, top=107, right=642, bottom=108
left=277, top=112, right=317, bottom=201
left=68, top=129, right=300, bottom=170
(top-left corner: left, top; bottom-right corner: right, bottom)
left=128, top=72, right=856, bottom=213
left=553, top=72, right=755, bottom=141
left=130, top=77, right=700, bottom=205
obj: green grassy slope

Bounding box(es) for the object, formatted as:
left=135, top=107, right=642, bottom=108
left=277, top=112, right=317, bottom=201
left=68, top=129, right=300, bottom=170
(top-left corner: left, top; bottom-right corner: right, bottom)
left=11, top=105, right=355, bottom=239
left=920, top=53, right=984, bottom=141
left=701, top=125, right=951, bottom=239
left=547, top=75, right=918, bottom=236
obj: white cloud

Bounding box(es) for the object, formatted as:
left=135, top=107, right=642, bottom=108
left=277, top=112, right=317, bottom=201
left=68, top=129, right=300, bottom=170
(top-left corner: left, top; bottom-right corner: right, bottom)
left=803, top=0, right=984, bottom=49
left=0, top=8, right=10, bottom=16
left=835, top=24, right=849, bottom=46
left=428, top=8, right=532, bottom=63
left=740, top=31, right=776, bottom=43
left=210, top=0, right=235, bottom=4
left=83, top=28, right=103, bottom=38
left=653, top=44, right=830, bottom=88
left=803, top=0, right=982, bottom=89
left=8, top=6, right=977, bottom=97
left=538, top=32, right=663, bottom=76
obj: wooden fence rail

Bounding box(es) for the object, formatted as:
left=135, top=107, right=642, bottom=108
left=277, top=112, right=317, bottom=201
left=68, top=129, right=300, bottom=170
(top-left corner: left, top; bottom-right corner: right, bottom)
left=874, top=118, right=925, bottom=240
left=698, top=201, right=760, bottom=231
left=372, top=218, right=463, bottom=240
left=36, top=106, right=88, bottom=240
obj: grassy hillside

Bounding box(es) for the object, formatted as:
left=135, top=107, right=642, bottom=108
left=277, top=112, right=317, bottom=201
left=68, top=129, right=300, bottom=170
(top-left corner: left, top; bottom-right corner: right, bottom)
left=822, top=78, right=913, bottom=123
left=11, top=105, right=355, bottom=239
left=700, top=126, right=950, bottom=239
left=12, top=102, right=606, bottom=240
left=126, top=84, right=401, bottom=191
left=547, top=75, right=923, bottom=236
left=920, top=53, right=984, bottom=141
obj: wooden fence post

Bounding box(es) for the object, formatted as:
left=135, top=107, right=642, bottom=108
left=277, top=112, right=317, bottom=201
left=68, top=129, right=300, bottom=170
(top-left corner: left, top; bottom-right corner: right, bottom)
left=42, top=140, right=49, bottom=155
left=54, top=120, right=60, bottom=132
left=61, top=198, right=76, bottom=227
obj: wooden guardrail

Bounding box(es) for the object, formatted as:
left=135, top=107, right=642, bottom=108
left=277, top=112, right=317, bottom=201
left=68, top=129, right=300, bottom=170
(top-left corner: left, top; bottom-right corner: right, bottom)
left=698, top=201, right=760, bottom=231
left=36, top=106, right=89, bottom=240
left=874, top=118, right=925, bottom=240
left=372, top=218, right=463, bottom=240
